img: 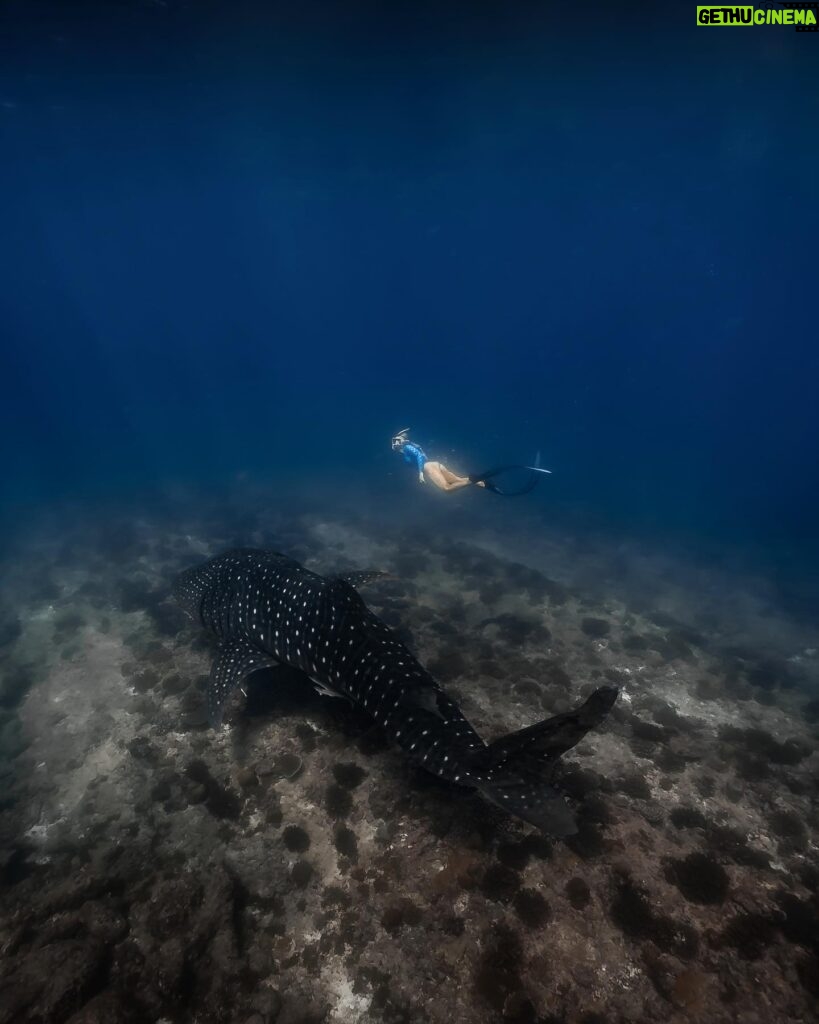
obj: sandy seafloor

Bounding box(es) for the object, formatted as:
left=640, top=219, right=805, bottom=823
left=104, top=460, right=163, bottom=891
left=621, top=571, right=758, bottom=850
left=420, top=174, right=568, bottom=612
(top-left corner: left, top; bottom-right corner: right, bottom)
left=1, top=488, right=818, bottom=1024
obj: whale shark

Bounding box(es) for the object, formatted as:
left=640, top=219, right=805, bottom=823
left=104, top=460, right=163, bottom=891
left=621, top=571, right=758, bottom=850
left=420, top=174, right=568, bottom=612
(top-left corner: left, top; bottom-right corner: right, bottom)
left=173, top=548, right=617, bottom=835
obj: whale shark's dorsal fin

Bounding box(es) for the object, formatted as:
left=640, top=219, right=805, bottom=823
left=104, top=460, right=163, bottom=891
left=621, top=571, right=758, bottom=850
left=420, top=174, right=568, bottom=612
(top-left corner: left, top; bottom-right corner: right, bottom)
left=326, top=575, right=399, bottom=644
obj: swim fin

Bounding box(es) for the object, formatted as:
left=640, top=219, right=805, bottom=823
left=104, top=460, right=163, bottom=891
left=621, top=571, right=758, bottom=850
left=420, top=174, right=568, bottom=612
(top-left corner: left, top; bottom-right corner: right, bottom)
left=468, top=451, right=552, bottom=494
left=524, top=451, right=552, bottom=474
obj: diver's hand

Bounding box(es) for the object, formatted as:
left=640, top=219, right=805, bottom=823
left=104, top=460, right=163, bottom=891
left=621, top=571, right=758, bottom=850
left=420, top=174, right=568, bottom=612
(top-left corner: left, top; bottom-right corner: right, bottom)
left=419, top=472, right=425, bottom=484
left=475, top=480, right=486, bottom=487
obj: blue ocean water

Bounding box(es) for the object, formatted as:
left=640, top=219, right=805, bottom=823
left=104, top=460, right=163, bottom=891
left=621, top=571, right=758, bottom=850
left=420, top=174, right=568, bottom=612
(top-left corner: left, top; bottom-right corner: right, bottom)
left=1, top=0, right=817, bottom=602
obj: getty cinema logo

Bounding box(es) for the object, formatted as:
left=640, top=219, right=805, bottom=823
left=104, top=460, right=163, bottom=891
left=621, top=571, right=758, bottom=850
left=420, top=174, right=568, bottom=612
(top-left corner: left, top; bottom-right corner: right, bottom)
left=697, top=2, right=818, bottom=27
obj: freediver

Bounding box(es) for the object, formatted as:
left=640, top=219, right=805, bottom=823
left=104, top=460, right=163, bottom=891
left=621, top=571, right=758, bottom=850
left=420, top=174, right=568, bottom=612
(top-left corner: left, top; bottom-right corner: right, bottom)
left=390, top=428, right=551, bottom=495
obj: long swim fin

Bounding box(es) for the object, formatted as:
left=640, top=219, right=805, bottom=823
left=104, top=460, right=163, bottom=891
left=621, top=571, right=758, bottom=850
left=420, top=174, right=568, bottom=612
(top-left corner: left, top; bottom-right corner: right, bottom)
left=468, top=461, right=549, bottom=495
left=524, top=450, right=552, bottom=474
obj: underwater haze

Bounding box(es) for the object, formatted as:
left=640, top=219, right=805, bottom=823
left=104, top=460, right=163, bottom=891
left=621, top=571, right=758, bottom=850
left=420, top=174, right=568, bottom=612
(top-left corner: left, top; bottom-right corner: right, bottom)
left=1, top=3, right=818, bottom=1023
left=2, top=1, right=818, bottom=573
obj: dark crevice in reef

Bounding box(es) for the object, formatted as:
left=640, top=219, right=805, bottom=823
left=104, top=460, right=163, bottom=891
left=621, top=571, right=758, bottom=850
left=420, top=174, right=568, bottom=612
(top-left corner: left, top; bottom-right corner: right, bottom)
left=184, top=761, right=241, bottom=820
left=717, top=726, right=810, bottom=767
left=665, top=852, right=730, bottom=906
left=715, top=911, right=778, bottom=961
left=775, top=890, right=819, bottom=952
left=474, top=923, right=530, bottom=1015
left=610, top=873, right=700, bottom=960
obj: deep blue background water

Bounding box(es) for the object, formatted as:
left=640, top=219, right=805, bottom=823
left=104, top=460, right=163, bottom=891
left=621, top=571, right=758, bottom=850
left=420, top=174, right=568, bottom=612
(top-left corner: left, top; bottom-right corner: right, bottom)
left=1, top=1, right=817, bottom=596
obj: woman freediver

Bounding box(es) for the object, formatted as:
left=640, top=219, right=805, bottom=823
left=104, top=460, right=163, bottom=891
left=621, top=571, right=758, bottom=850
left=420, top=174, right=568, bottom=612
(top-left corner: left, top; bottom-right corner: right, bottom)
left=390, top=428, right=551, bottom=496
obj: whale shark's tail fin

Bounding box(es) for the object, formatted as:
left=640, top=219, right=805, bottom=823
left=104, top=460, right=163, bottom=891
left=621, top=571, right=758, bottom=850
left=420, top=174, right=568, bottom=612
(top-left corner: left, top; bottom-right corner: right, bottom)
left=472, top=687, right=618, bottom=835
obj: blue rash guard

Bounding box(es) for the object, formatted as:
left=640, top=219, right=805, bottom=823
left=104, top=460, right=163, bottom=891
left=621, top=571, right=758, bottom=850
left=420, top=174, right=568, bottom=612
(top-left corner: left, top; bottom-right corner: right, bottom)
left=399, top=442, right=427, bottom=476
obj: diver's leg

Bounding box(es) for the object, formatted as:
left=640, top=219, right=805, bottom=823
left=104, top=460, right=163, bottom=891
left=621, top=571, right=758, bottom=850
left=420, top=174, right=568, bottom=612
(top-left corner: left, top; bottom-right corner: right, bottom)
left=424, top=462, right=476, bottom=492
left=438, top=464, right=467, bottom=484
left=440, top=463, right=486, bottom=489
left=423, top=462, right=453, bottom=490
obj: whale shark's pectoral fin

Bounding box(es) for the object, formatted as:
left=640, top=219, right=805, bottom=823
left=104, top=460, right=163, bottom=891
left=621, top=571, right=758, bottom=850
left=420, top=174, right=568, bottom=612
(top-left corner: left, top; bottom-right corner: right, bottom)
left=333, top=570, right=396, bottom=590
left=209, top=637, right=278, bottom=727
